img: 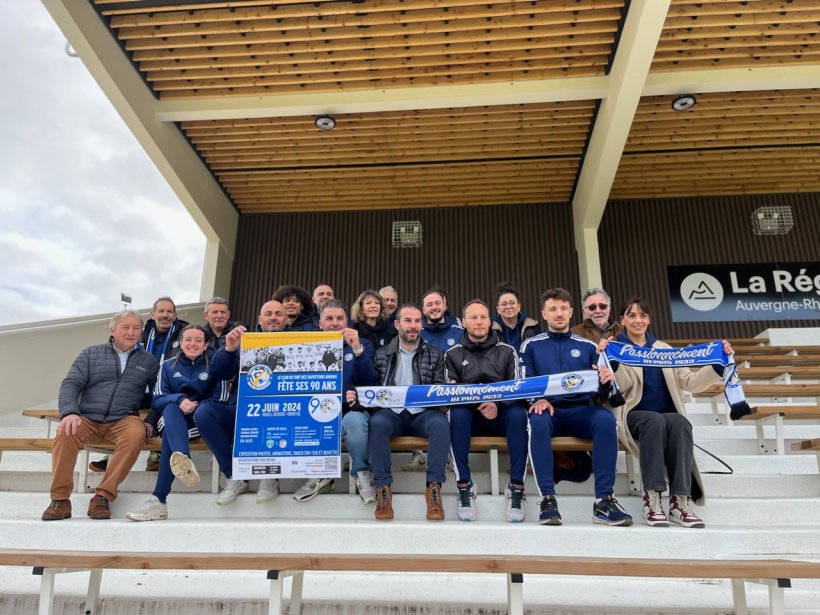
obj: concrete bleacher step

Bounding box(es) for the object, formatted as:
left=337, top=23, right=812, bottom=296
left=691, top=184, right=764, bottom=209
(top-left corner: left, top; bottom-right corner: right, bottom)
left=4, top=462, right=817, bottom=501
left=3, top=387, right=820, bottom=614
left=2, top=514, right=819, bottom=561
left=4, top=490, right=820, bottom=527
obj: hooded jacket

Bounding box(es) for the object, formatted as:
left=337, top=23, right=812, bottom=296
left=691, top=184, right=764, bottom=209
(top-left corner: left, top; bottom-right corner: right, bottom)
left=491, top=312, right=540, bottom=350
left=421, top=312, right=464, bottom=353
left=286, top=312, right=320, bottom=332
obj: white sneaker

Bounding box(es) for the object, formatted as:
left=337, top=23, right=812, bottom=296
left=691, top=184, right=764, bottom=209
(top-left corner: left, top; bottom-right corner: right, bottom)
left=126, top=495, right=168, bottom=522
left=504, top=483, right=526, bottom=523
left=456, top=482, right=477, bottom=522
left=217, top=479, right=248, bottom=506
left=170, top=452, right=200, bottom=487
left=401, top=450, right=427, bottom=472
left=642, top=490, right=669, bottom=527
left=354, top=470, right=376, bottom=504
left=668, top=495, right=705, bottom=528
left=256, top=479, right=280, bottom=504
left=292, top=477, right=334, bottom=502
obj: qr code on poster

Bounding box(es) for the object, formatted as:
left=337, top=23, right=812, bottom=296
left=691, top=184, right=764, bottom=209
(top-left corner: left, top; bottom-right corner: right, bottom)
left=324, top=456, right=338, bottom=471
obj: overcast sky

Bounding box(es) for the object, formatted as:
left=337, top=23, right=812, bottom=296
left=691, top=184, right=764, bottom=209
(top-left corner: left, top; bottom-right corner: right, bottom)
left=0, top=3, right=206, bottom=327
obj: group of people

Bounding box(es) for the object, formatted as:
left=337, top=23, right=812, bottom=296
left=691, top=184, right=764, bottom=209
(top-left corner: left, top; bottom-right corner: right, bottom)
left=41, top=283, right=733, bottom=530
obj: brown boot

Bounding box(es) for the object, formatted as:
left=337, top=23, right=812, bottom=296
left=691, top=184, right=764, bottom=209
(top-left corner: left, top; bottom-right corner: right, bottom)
left=374, top=485, right=393, bottom=521
left=87, top=494, right=111, bottom=520
left=41, top=499, right=72, bottom=521
left=425, top=482, right=445, bottom=521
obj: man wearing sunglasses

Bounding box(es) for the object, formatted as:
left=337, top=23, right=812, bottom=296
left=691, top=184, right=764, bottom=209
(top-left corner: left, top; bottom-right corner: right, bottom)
left=571, top=288, right=623, bottom=344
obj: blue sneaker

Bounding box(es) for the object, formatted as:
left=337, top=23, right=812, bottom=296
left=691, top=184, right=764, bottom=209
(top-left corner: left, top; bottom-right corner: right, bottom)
left=538, top=495, right=562, bottom=526
left=593, top=495, right=633, bottom=526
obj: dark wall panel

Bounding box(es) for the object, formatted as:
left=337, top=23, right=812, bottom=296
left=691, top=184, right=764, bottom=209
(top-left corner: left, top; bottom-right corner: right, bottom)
left=230, top=204, right=580, bottom=328
left=599, top=193, right=820, bottom=340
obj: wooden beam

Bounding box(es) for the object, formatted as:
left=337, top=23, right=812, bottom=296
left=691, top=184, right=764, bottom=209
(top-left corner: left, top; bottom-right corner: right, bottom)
left=42, top=0, right=239, bottom=301
left=154, top=76, right=611, bottom=122
left=572, top=0, right=672, bottom=290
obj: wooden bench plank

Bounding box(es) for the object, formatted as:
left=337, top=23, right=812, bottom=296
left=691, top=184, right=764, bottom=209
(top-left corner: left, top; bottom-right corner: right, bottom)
left=735, top=355, right=820, bottom=367
left=22, top=409, right=149, bottom=421
left=1, top=549, right=815, bottom=615
left=665, top=338, right=765, bottom=346
left=0, top=436, right=597, bottom=454
left=697, top=383, right=820, bottom=398
left=1, top=549, right=819, bottom=579
left=791, top=438, right=820, bottom=452
left=741, top=406, right=820, bottom=420
left=736, top=366, right=820, bottom=380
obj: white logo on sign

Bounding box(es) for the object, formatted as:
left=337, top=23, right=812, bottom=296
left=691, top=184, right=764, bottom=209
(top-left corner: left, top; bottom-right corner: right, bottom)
left=680, top=273, right=724, bottom=312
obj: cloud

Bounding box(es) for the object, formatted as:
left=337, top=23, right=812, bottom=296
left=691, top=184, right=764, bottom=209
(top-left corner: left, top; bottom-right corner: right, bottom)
left=0, top=3, right=206, bottom=326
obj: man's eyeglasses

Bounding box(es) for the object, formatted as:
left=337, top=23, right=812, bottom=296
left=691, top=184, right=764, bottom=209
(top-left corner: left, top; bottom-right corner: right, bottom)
left=584, top=303, right=609, bottom=311
left=498, top=301, right=519, bottom=308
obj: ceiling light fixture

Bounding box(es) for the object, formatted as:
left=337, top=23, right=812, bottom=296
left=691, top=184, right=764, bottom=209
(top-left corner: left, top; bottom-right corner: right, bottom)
left=671, top=94, right=697, bottom=112
left=314, top=115, right=337, bottom=131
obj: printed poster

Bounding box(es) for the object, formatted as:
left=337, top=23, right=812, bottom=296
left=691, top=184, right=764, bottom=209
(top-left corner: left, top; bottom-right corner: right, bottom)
left=232, top=331, right=343, bottom=479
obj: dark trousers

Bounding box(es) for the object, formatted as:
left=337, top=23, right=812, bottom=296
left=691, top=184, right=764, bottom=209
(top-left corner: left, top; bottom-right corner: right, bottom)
left=528, top=405, right=617, bottom=499
left=193, top=400, right=236, bottom=479
left=153, top=404, right=197, bottom=502
left=626, top=410, right=693, bottom=496
left=369, top=408, right=450, bottom=486
left=449, top=403, right=528, bottom=486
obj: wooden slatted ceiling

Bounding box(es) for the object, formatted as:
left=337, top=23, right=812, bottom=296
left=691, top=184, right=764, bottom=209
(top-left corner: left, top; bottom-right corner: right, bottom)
left=656, top=0, right=820, bottom=71
left=611, top=90, right=820, bottom=199
left=221, top=160, right=577, bottom=212
left=95, top=0, right=624, bottom=99
left=179, top=101, right=593, bottom=212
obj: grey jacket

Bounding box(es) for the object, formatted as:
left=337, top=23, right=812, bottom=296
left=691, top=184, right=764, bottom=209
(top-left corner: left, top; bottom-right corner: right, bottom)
left=58, top=342, right=160, bottom=422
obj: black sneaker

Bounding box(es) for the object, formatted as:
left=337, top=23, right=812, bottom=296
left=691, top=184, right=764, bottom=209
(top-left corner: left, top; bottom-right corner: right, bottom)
left=88, top=456, right=108, bottom=473
left=593, top=494, right=633, bottom=526
left=538, top=495, right=562, bottom=526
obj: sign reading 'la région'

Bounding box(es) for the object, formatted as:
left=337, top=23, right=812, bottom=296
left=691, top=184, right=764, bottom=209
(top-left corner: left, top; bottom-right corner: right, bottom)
left=668, top=262, right=820, bottom=322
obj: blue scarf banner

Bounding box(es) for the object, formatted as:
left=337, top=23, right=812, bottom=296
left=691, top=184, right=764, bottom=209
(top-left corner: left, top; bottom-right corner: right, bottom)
left=357, top=370, right=600, bottom=409
left=603, top=340, right=732, bottom=368
left=600, top=340, right=751, bottom=420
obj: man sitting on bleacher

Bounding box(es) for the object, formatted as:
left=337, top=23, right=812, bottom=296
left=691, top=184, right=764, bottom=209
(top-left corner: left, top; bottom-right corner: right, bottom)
left=89, top=295, right=188, bottom=474
left=446, top=299, right=528, bottom=523
left=41, top=310, right=160, bottom=521
left=520, top=288, right=630, bottom=527
left=368, top=303, right=449, bottom=521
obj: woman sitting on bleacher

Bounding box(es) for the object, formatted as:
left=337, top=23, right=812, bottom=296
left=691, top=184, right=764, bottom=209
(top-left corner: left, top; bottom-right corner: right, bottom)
left=601, top=298, right=732, bottom=529
left=126, top=325, right=230, bottom=522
